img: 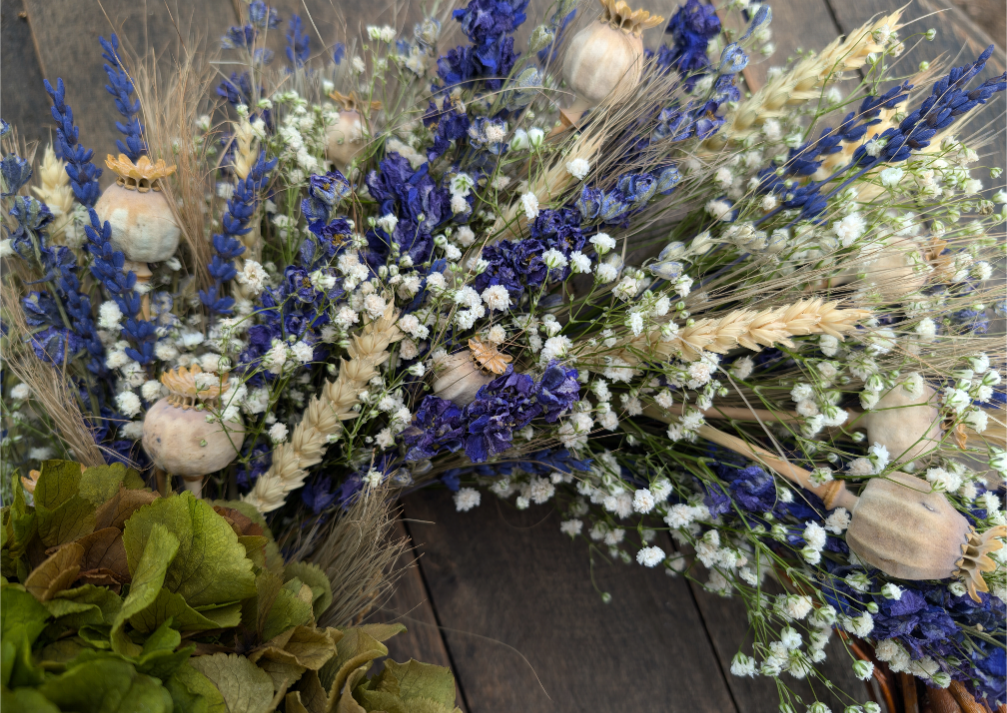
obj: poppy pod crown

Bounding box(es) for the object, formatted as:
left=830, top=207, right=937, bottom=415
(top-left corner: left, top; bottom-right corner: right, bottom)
left=599, top=0, right=665, bottom=36
left=105, top=153, right=176, bottom=192
left=161, top=364, right=230, bottom=408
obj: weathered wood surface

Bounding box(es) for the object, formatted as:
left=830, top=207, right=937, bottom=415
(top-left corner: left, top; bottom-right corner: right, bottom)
left=1, top=1, right=1004, bottom=712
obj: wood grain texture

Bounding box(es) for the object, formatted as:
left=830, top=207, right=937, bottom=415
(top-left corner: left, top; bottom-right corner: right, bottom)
left=379, top=518, right=468, bottom=712
left=20, top=0, right=238, bottom=187
left=825, top=0, right=1006, bottom=189
left=733, top=0, right=845, bottom=94
left=1, top=0, right=52, bottom=152
left=402, top=488, right=738, bottom=713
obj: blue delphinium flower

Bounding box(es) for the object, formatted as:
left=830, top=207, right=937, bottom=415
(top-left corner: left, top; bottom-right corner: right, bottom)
left=463, top=367, right=541, bottom=462
left=286, top=14, right=310, bottom=68
left=43, top=78, right=102, bottom=207
left=423, top=102, right=471, bottom=162
left=363, top=153, right=451, bottom=269
left=401, top=396, right=466, bottom=462
left=475, top=207, right=588, bottom=303
left=536, top=362, right=580, bottom=422
left=200, top=150, right=277, bottom=314
left=301, top=169, right=351, bottom=228
left=99, top=34, right=146, bottom=161
left=663, top=0, right=721, bottom=74
left=436, top=0, right=528, bottom=92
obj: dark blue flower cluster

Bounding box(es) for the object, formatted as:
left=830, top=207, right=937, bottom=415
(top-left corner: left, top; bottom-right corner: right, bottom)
left=436, top=0, right=528, bottom=92
left=661, top=0, right=721, bottom=75
left=286, top=14, right=310, bottom=68
left=222, top=0, right=281, bottom=64
left=474, top=207, right=587, bottom=303
left=43, top=78, right=102, bottom=207
left=822, top=574, right=1005, bottom=703
left=200, top=150, right=277, bottom=315
left=362, top=153, right=451, bottom=269
left=423, top=102, right=471, bottom=163
left=99, top=34, right=145, bottom=161
left=402, top=362, right=580, bottom=464
left=301, top=169, right=351, bottom=229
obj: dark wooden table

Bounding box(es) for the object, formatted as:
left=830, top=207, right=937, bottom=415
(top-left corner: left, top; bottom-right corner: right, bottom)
left=3, top=1, right=1004, bottom=711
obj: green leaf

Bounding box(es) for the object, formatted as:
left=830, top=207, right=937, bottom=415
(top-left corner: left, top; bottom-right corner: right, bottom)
left=261, top=578, right=315, bottom=642
left=165, top=663, right=228, bottom=713
left=255, top=657, right=306, bottom=710
left=78, top=625, right=113, bottom=649
left=372, top=659, right=458, bottom=708
left=40, top=636, right=91, bottom=663
left=250, top=625, right=338, bottom=671
left=1, top=686, right=61, bottom=713
left=337, top=667, right=369, bottom=713
left=284, top=562, right=333, bottom=620
left=188, top=652, right=274, bottom=713
left=111, top=523, right=180, bottom=657
left=34, top=460, right=84, bottom=510
left=53, top=584, right=123, bottom=624
left=129, top=588, right=241, bottom=634
left=78, top=464, right=142, bottom=506
left=37, top=656, right=174, bottom=713
left=1, top=583, right=51, bottom=647
left=123, top=492, right=256, bottom=607
left=24, top=542, right=84, bottom=601
left=10, top=473, right=37, bottom=554
left=36, top=493, right=95, bottom=548
left=0, top=637, right=13, bottom=687
left=318, top=629, right=390, bottom=708
left=94, top=486, right=159, bottom=531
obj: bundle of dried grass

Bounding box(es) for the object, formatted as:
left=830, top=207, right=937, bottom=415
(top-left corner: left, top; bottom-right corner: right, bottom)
left=130, top=45, right=216, bottom=290
left=283, top=489, right=408, bottom=628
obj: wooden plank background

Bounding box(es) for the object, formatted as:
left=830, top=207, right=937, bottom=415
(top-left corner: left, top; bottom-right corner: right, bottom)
left=2, top=1, right=1004, bottom=711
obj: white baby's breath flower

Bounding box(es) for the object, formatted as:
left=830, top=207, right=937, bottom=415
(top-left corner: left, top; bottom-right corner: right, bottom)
left=520, top=192, right=540, bottom=221
left=565, top=158, right=590, bottom=180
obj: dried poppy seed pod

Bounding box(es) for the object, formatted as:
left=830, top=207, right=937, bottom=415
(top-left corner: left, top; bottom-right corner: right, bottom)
left=142, top=365, right=245, bottom=498
left=845, top=471, right=1006, bottom=602
left=862, top=384, right=942, bottom=465
left=325, top=91, right=379, bottom=171
left=561, top=0, right=663, bottom=124
left=432, top=350, right=494, bottom=407
left=94, top=154, right=180, bottom=263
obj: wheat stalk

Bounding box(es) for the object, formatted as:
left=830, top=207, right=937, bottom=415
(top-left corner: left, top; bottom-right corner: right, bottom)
left=31, top=145, right=77, bottom=244
left=706, top=10, right=904, bottom=150
left=579, top=298, right=870, bottom=366
left=243, top=304, right=403, bottom=513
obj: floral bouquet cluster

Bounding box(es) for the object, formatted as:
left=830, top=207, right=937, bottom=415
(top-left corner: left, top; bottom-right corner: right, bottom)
left=2, top=0, right=1006, bottom=710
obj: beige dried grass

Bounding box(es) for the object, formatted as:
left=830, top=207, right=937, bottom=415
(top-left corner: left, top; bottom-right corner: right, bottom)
left=283, top=489, right=408, bottom=628
left=131, top=46, right=216, bottom=290
left=243, top=304, right=403, bottom=513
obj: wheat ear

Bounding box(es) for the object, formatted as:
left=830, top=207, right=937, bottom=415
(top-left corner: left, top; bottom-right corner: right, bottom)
left=243, top=304, right=403, bottom=513
left=582, top=298, right=870, bottom=366
left=31, top=145, right=76, bottom=244
left=706, top=11, right=903, bottom=150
